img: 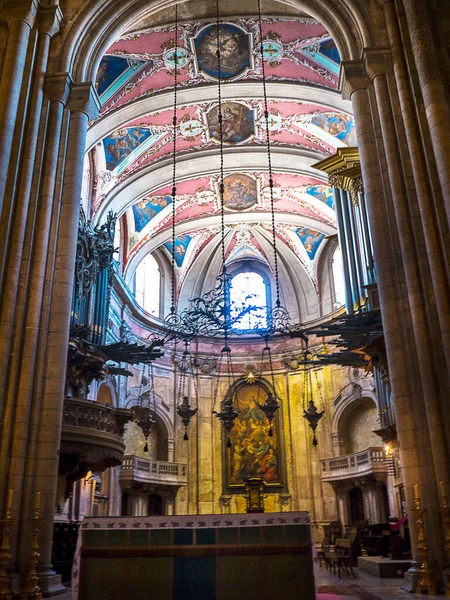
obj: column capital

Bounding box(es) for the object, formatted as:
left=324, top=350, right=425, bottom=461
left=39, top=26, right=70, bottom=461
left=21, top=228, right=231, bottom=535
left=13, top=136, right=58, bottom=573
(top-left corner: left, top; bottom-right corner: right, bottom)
left=363, top=47, right=393, bottom=81
left=340, top=60, right=368, bottom=99
left=69, top=83, right=101, bottom=120
left=37, top=5, right=63, bottom=37
left=44, top=72, right=73, bottom=105
left=1, top=0, right=39, bottom=27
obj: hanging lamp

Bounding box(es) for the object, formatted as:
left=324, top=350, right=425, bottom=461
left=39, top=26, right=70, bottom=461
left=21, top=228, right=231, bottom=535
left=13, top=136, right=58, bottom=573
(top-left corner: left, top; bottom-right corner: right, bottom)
left=255, top=337, right=280, bottom=436
left=176, top=344, right=198, bottom=440
left=213, top=345, right=240, bottom=448
left=301, top=346, right=324, bottom=446
left=131, top=363, right=156, bottom=453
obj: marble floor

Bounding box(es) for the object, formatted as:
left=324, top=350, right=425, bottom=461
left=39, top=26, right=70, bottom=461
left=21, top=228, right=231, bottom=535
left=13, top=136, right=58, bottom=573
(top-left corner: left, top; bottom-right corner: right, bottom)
left=56, top=567, right=448, bottom=600
left=317, top=566, right=448, bottom=600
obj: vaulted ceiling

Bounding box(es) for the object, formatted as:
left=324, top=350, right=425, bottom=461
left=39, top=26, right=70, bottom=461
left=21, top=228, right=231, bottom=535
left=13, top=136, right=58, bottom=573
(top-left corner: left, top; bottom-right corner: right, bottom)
left=84, top=12, right=354, bottom=320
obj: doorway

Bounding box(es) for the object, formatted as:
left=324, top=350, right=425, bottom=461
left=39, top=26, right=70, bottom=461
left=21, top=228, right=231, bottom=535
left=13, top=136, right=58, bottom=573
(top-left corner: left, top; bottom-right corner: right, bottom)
left=349, top=487, right=364, bottom=523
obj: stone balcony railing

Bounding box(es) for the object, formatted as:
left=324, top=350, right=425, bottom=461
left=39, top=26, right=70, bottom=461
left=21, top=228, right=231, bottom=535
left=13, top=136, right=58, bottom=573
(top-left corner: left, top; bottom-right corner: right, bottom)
left=119, top=455, right=188, bottom=488
left=60, top=398, right=131, bottom=483
left=321, top=447, right=388, bottom=482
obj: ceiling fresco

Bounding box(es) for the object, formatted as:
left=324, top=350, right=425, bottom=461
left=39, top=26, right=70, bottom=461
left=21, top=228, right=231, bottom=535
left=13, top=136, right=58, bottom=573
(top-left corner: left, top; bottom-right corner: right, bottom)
left=122, top=171, right=335, bottom=285
left=91, top=100, right=354, bottom=213
left=86, top=14, right=354, bottom=300
left=95, top=18, right=340, bottom=117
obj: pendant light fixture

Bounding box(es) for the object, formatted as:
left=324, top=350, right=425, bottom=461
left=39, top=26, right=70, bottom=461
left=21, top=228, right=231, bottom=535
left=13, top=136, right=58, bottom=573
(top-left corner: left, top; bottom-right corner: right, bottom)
left=176, top=343, right=198, bottom=440
left=301, top=346, right=324, bottom=446
left=131, top=363, right=156, bottom=453
left=256, top=337, right=280, bottom=437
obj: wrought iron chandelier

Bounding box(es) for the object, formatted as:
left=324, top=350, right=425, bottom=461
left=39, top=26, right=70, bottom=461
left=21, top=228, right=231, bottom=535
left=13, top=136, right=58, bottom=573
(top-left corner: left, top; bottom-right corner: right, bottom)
left=149, top=0, right=327, bottom=446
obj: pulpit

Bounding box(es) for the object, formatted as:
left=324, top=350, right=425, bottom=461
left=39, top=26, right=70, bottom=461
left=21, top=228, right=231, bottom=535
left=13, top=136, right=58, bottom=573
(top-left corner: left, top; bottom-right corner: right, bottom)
left=73, top=512, right=315, bottom=600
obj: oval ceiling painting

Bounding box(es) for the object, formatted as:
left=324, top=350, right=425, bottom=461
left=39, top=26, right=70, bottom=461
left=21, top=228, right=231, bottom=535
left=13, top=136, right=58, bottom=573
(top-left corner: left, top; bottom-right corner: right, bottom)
left=206, top=102, right=255, bottom=145
left=222, top=173, right=258, bottom=211
left=192, top=23, right=252, bottom=80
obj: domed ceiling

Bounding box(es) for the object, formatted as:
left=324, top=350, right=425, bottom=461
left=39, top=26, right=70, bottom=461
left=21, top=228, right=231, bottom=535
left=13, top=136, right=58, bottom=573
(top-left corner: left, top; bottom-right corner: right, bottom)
left=85, top=13, right=355, bottom=319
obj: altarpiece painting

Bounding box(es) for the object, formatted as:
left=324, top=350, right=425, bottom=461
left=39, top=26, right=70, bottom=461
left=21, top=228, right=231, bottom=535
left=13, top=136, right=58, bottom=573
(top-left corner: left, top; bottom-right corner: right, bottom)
left=225, top=382, right=283, bottom=491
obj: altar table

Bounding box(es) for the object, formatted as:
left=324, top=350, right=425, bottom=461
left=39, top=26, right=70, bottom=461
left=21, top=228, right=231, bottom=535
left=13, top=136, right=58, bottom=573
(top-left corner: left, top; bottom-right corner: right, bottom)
left=74, top=512, right=315, bottom=600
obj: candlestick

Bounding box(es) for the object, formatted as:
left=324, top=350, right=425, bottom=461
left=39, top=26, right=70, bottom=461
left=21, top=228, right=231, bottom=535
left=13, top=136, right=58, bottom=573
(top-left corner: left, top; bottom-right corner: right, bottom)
left=6, top=491, right=13, bottom=511
left=440, top=481, right=447, bottom=499
left=414, top=494, right=437, bottom=595
left=441, top=492, right=450, bottom=596
left=20, top=503, right=42, bottom=600
left=0, top=505, right=13, bottom=600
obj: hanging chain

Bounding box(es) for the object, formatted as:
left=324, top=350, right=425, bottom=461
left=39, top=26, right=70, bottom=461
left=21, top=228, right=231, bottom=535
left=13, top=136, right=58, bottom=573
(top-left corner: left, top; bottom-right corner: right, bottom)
left=257, top=0, right=280, bottom=307
left=137, top=368, right=144, bottom=405
left=190, top=353, right=199, bottom=408
left=170, top=4, right=179, bottom=314
left=216, top=0, right=226, bottom=270
left=177, top=349, right=187, bottom=404
left=313, top=367, right=324, bottom=410
left=215, top=0, right=231, bottom=351
left=266, top=338, right=276, bottom=394
left=212, top=349, right=225, bottom=412
left=149, top=361, right=156, bottom=411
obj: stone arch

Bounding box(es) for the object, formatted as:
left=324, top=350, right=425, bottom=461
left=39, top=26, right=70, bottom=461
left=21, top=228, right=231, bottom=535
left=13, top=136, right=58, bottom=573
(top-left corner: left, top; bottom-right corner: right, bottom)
left=60, top=0, right=374, bottom=85
left=124, top=393, right=174, bottom=440
left=332, top=392, right=380, bottom=455
left=96, top=380, right=117, bottom=406
left=316, top=236, right=340, bottom=316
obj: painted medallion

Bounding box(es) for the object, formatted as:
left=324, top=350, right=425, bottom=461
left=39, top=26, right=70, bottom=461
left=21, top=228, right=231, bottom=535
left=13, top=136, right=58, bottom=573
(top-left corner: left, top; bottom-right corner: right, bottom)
left=206, top=102, right=255, bottom=145
left=262, top=40, right=283, bottom=63
left=193, top=23, right=252, bottom=80
left=222, top=174, right=258, bottom=211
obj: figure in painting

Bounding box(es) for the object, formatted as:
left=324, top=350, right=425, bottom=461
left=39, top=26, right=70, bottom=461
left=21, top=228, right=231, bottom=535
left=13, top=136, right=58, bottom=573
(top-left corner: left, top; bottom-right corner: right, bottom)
left=312, top=112, right=357, bottom=146
left=164, top=235, right=192, bottom=267
left=228, top=384, right=280, bottom=487
left=132, top=196, right=171, bottom=232
left=207, top=102, right=255, bottom=144
left=296, top=227, right=325, bottom=260
left=305, top=184, right=334, bottom=208
left=103, top=127, right=153, bottom=171
left=223, top=174, right=258, bottom=211
left=194, top=24, right=251, bottom=80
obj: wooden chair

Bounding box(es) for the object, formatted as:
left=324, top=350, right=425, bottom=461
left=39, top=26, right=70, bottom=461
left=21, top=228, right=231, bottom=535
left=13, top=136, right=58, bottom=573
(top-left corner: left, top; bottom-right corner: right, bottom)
left=317, top=536, right=331, bottom=567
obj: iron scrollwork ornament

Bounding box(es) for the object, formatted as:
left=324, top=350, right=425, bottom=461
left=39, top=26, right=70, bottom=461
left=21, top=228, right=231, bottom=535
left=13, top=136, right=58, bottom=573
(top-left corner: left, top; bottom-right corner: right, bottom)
left=75, top=209, right=117, bottom=301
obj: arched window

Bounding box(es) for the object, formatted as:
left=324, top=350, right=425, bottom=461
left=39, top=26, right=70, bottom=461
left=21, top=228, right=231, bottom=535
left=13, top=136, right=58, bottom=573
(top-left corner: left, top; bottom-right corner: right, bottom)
left=332, top=246, right=345, bottom=308
left=230, top=271, right=268, bottom=330
left=135, top=253, right=160, bottom=316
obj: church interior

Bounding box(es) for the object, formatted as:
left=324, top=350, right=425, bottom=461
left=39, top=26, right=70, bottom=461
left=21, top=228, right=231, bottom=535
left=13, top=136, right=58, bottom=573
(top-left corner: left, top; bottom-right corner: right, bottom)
left=0, top=0, right=449, bottom=598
